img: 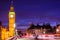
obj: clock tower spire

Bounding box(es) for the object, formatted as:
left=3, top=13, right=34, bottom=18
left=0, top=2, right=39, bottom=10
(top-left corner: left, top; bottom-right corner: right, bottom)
left=10, top=0, right=14, bottom=12
left=9, top=0, right=15, bottom=37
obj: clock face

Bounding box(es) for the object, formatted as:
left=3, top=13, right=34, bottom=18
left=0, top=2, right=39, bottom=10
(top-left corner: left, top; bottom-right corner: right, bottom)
left=10, top=15, right=14, bottom=18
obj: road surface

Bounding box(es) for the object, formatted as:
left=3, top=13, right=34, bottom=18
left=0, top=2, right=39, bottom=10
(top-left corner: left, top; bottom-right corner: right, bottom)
left=7, top=35, right=60, bottom=40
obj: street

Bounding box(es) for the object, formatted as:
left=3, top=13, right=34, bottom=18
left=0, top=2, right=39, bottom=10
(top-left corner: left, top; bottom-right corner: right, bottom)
left=7, top=35, right=60, bottom=40
left=17, top=37, right=60, bottom=40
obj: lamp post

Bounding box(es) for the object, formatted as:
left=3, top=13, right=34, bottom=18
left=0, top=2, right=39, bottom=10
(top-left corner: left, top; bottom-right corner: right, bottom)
left=14, top=23, right=16, bottom=36
left=56, top=29, right=59, bottom=34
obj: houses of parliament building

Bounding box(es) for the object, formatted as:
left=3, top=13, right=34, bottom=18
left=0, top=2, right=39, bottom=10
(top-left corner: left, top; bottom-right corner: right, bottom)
left=0, top=1, right=15, bottom=40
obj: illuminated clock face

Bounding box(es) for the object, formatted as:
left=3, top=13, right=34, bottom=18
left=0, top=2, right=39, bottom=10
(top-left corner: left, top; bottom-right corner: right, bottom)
left=10, top=15, right=14, bottom=18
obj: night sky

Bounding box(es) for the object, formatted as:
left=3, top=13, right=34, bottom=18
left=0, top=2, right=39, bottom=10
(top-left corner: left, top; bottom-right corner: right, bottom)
left=0, top=0, right=60, bottom=27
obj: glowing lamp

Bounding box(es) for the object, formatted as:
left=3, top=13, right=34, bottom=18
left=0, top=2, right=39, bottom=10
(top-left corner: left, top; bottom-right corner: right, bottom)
left=43, top=31, right=45, bottom=34
left=56, top=29, right=59, bottom=32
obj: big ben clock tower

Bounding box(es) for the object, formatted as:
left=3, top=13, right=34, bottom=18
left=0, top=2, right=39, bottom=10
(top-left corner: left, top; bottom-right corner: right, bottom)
left=9, top=1, right=15, bottom=37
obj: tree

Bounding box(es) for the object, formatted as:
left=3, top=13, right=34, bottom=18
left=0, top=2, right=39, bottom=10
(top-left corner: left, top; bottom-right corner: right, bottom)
left=42, top=23, right=53, bottom=34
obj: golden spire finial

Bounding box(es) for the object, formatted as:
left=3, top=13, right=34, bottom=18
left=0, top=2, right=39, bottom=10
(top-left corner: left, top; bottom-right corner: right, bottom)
left=11, top=0, right=13, bottom=6
left=10, top=0, right=14, bottom=12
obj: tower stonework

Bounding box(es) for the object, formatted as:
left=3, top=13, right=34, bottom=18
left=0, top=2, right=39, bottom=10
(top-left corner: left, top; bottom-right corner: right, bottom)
left=0, top=21, right=2, bottom=40
left=9, top=3, right=15, bottom=37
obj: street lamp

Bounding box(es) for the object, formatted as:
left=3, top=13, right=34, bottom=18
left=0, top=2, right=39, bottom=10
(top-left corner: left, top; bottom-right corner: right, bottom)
left=15, top=29, right=18, bottom=35
left=43, top=29, right=46, bottom=34
left=56, top=29, right=59, bottom=32
left=43, top=31, right=45, bottom=34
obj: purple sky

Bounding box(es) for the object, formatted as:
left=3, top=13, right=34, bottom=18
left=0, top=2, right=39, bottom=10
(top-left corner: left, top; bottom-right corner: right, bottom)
left=0, top=0, right=60, bottom=27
